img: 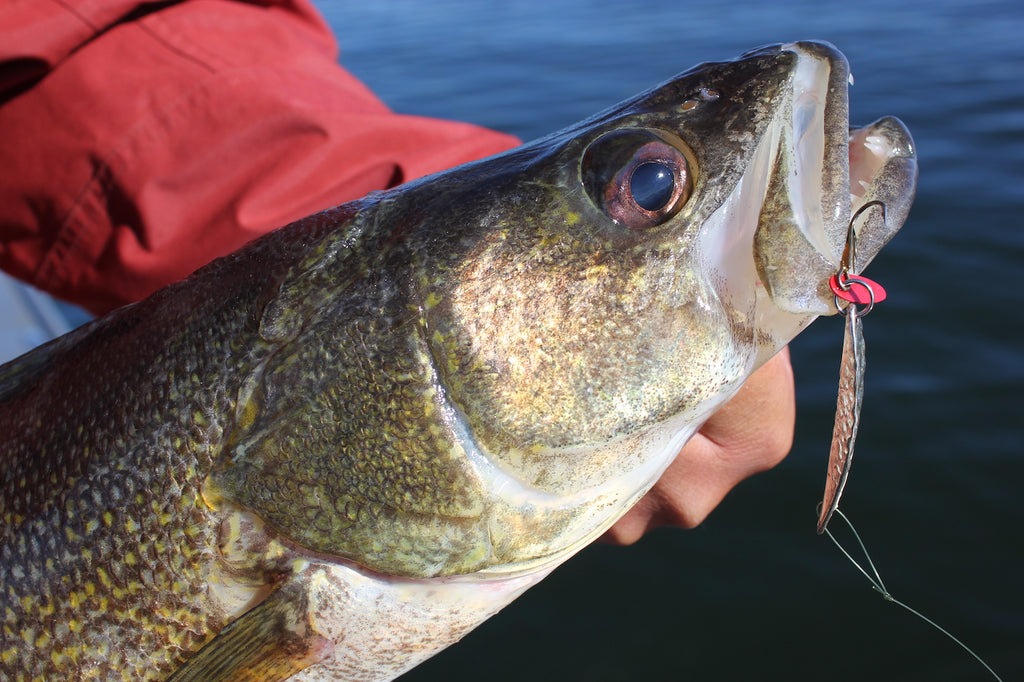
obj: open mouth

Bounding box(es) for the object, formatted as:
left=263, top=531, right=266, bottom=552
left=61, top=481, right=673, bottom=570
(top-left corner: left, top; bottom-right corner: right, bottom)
left=752, top=42, right=918, bottom=316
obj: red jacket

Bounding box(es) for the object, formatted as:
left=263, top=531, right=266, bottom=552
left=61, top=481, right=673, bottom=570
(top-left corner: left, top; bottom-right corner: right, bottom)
left=0, top=0, right=520, bottom=314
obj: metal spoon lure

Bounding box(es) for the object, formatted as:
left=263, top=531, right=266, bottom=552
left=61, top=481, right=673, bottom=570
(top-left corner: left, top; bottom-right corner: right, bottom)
left=816, top=201, right=886, bottom=534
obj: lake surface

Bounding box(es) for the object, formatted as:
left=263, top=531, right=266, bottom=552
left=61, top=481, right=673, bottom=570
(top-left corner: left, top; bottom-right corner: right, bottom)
left=316, top=0, right=1024, bottom=680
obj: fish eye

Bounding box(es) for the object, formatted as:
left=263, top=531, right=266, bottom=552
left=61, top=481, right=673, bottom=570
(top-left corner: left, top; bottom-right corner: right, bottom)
left=581, top=130, right=695, bottom=229
left=630, top=162, right=675, bottom=211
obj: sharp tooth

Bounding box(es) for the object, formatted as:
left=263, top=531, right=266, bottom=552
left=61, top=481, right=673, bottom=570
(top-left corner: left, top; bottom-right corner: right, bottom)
left=849, top=73, right=855, bottom=86
left=864, top=135, right=888, bottom=157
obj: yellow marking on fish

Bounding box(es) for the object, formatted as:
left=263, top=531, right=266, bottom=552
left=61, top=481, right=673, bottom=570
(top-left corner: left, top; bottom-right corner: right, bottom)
left=234, top=394, right=259, bottom=432
left=424, top=290, right=444, bottom=309
left=50, top=650, right=69, bottom=668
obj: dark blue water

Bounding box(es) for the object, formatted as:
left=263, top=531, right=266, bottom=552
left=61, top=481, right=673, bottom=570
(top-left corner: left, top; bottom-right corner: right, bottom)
left=318, top=1, right=1024, bottom=679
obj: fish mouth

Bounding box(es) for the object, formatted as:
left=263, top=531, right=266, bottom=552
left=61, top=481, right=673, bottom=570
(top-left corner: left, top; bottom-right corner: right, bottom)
left=753, top=41, right=918, bottom=316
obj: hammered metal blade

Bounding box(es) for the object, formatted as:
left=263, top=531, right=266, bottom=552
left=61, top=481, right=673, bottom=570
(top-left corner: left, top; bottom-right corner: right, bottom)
left=817, top=305, right=865, bottom=534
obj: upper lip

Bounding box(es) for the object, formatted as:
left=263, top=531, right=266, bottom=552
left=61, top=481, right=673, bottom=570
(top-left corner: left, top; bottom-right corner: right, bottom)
left=784, top=41, right=854, bottom=265
left=784, top=41, right=917, bottom=271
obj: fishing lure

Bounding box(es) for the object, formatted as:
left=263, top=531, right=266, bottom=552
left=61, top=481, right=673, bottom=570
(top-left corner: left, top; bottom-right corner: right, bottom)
left=817, top=201, right=1004, bottom=681
left=817, top=200, right=885, bottom=534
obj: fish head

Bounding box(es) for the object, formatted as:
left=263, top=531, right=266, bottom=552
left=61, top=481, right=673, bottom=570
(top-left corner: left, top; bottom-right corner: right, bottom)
left=209, top=42, right=917, bottom=579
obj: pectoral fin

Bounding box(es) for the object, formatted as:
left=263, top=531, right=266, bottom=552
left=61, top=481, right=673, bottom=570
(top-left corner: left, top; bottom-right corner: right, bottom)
left=167, top=581, right=331, bottom=682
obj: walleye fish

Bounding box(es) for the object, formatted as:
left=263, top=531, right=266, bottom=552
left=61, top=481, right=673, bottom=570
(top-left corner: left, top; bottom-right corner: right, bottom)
left=0, top=42, right=916, bottom=680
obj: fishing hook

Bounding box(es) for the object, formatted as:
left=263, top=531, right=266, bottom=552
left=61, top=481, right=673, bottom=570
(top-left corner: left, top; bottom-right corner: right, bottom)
left=834, top=200, right=887, bottom=317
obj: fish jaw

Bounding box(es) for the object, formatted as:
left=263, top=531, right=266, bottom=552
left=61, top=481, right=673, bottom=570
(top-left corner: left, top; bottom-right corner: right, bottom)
left=752, top=42, right=918, bottom=323
left=847, top=116, right=918, bottom=267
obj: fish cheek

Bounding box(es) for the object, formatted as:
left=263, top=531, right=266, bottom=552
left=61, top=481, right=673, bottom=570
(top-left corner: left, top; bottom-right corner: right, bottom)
left=202, top=313, right=493, bottom=579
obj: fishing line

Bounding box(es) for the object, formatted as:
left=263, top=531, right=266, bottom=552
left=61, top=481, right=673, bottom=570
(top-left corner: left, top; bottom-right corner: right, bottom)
left=823, top=507, right=1004, bottom=682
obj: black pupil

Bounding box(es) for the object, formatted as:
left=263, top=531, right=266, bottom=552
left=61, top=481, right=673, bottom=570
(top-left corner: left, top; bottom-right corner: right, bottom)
left=630, top=162, right=675, bottom=211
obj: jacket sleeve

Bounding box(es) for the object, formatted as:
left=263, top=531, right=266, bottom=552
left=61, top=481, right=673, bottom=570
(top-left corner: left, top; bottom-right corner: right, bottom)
left=0, top=0, right=520, bottom=314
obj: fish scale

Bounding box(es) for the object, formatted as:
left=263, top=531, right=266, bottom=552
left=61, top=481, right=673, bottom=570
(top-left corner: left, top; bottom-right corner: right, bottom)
left=0, top=346, right=221, bottom=678
left=1, top=209, right=348, bottom=678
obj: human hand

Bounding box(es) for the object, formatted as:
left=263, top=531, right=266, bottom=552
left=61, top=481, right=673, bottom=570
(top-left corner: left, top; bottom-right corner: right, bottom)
left=603, top=347, right=795, bottom=544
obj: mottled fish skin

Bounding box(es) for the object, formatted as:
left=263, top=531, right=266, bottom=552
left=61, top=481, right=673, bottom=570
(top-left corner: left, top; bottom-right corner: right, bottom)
left=0, top=42, right=915, bottom=680
left=0, top=206, right=361, bottom=678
